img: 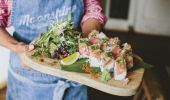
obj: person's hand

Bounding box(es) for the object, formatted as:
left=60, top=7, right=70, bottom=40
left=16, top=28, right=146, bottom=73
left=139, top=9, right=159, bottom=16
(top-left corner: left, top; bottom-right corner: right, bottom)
left=0, top=27, right=34, bottom=66
left=81, top=18, right=102, bottom=37
left=14, top=42, right=34, bottom=66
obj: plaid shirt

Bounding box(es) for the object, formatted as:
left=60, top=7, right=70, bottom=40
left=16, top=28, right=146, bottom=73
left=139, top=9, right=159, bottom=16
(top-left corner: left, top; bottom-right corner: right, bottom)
left=0, top=0, right=107, bottom=28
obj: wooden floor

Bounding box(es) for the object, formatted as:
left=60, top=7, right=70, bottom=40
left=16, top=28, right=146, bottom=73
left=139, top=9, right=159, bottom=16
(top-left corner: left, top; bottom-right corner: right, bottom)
left=0, top=31, right=170, bottom=100
left=0, top=88, right=6, bottom=100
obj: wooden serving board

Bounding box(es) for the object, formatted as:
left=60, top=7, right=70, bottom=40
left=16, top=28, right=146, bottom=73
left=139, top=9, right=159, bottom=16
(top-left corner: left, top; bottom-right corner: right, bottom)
left=23, top=51, right=144, bottom=96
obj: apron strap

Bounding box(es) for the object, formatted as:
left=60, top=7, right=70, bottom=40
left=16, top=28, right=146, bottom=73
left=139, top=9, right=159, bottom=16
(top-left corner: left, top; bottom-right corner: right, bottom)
left=53, top=80, right=82, bottom=100
left=53, top=80, right=70, bottom=100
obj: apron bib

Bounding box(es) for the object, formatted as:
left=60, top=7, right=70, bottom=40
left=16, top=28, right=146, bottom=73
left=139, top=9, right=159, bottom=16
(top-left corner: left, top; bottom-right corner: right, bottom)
left=11, top=0, right=84, bottom=43
left=7, top=0, right=87, bottom=100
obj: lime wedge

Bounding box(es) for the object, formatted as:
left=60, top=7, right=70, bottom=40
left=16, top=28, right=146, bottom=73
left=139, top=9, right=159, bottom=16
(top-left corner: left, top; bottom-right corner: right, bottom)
left=60, top=52, right=80, bottom=65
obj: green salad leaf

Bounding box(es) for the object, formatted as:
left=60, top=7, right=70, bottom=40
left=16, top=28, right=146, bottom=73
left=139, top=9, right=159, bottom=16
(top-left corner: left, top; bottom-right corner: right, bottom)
left=32, top=14, right=81, bottom=59
left=101, top=69, right=112, bottom=82
left=60, top=59, right=88, bottom=73
left=129, top=59, right=153, bottom=72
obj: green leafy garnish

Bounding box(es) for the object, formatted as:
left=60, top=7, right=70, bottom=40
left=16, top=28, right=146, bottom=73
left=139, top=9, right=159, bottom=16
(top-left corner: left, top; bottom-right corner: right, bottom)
left=104, top=51, right=113, bottom=57
left=61, top=59, right=88, bottom=73
left=91, top=44, right=100, bottom=50
left=129, top=59, right=153, bottom=71
left=101, top=69, right=112, bottom=82
left=32, top=14, right=81, bottom=59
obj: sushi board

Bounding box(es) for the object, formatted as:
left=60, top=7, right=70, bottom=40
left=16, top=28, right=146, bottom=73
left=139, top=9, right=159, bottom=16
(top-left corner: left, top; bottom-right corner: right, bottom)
left=23, top=51, right=144, bottom=96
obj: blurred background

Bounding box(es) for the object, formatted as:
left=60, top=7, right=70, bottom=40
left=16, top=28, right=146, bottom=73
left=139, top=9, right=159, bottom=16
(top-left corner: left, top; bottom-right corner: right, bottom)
left=1, top=0, right=170, bottom=100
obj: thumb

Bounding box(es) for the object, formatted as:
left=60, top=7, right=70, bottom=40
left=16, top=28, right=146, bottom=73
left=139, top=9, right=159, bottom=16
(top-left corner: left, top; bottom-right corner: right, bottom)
left=28, top=44, right=34, bottom=51
left=24, top=44, right=34, bottom=52
left=16, top=42, right=34, bottom=53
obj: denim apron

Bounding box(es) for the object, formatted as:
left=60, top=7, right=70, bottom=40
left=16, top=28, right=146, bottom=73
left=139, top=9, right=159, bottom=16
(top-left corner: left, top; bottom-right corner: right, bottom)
left=7, top=0, right=87, bottom=100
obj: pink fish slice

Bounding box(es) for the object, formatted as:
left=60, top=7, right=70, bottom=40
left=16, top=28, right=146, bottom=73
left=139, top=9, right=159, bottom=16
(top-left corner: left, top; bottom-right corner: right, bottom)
left=79, top=43, right=89, bottom=58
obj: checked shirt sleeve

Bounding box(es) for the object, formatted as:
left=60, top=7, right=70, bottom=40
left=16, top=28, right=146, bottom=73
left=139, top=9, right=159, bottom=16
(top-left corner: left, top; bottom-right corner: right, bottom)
left=81, top=0, right=107, bottom=26
left=0, top=0, right=11, bottom=28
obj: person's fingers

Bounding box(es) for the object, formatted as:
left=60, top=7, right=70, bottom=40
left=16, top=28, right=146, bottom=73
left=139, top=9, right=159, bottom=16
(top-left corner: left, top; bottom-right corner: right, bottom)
left=14, top=42, right=34, bottom=67
left=28, top=44, right=34, bottom=51
left=16, top=42, right=28, bottom=52
left=16, top=42, right=34, bottom=53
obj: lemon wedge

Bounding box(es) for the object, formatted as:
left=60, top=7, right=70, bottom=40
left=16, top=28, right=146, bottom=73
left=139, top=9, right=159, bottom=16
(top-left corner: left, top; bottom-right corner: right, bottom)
left=60, top=52, right=80, bottom=65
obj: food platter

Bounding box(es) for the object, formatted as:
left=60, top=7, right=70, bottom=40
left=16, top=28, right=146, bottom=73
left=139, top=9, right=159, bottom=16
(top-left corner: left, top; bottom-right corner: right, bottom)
left=22, top=18, right=148, bottom=96
left=23, top=51, right=144, bottom=96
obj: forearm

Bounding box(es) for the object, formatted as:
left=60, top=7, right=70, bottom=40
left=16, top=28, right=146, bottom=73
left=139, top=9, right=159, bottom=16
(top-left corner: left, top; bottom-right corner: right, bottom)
left=81, top=18, right=102, bottom=37
left=81, top=0, right=107, bottom=37
left=0, top=27, right=19, bottom=52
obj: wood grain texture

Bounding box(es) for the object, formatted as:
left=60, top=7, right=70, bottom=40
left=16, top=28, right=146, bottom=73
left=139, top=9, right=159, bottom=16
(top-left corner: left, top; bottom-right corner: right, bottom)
left=0, top=88, right=6, bottom=100
left=23, top=51, right=144, bottom=96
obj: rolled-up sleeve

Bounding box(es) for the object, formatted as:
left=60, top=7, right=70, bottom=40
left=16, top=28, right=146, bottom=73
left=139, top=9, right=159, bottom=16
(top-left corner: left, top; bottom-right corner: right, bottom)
left=81, top=0, right=107, bottom=26
left=0, top=0, right=10, bottom=28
